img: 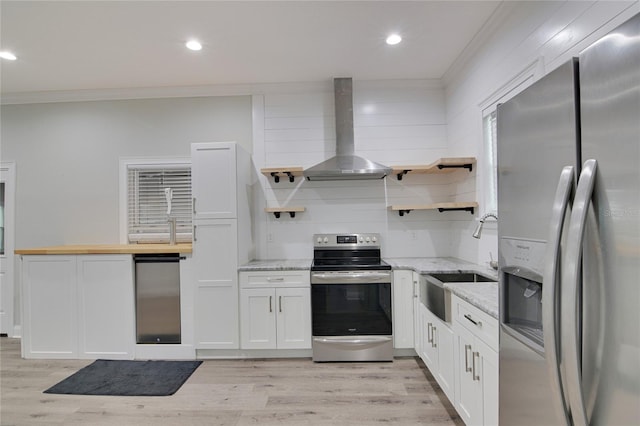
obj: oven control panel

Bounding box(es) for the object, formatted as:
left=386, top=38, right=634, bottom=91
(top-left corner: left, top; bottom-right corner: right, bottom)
left=313, top=233, right=381, bottom=248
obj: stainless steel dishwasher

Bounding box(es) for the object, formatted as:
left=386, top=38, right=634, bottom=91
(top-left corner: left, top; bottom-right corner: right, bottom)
left=134, top=253, right=181, bottom=344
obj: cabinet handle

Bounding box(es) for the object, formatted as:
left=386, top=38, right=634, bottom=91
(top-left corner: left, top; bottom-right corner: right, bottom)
left=413, top=281, right=418, bottom=298
left=427, top=323, right=433, bottom=343
left=279, top=296, right=282, bottom=313
left=267, top=277, right=285, bottom=282
left=432, top=326, right=437, bottom=348
left=193, top=225, right=197, bottom=241
left=464, top=344, right=472, bottom=372
left=464, top=314, right=482, bottom=327
left=193, top=197, right=196, bottom=214
left=269, top=296, right=272, bottom=313
left=472, top=351, right=480, bottom=381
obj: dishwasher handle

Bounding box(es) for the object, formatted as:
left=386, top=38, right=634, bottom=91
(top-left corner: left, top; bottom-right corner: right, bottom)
left=133, top=254, right=182, bottom=263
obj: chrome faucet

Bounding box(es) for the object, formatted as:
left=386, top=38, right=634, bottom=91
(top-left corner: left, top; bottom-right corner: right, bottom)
left=472, top=212, right=498, bottom=239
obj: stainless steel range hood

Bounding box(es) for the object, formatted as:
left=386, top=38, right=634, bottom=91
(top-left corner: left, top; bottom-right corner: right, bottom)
left=303, top=78, right=392, bottom=181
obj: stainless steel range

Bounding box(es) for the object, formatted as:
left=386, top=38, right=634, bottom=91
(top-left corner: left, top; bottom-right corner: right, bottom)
left=310, top=233, right=393, bottom=362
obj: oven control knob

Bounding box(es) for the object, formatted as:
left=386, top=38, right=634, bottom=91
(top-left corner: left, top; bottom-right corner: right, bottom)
left=372, top=236, right=377, bottom=243
left=366, top=237, right=371, bottom=243
left=317, top=237, right=322, bottom=244
left=323, top=237, right=329, bottom=244
left=359, top=237, right=364, bottom=243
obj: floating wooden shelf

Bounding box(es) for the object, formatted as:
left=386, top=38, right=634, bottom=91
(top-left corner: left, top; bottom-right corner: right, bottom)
left=265, top=206, right=305, bottom=218
left=261, top=167, right=304, bottom=183
left=390, top=202, right=479, bottom=216
left=391, top=157, right=476, bottom=180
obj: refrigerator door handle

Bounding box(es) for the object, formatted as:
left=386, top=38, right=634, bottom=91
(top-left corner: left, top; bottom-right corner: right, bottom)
left=542, top=165, right=574, bottom=425
left=562, top=159, right=598, bottom=426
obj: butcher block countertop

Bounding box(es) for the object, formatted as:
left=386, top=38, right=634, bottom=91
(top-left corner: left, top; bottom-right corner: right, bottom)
left=15, top=243, right=192, bottom=255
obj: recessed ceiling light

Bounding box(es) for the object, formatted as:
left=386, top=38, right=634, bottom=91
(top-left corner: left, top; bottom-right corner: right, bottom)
left=386, top=34, right=402, bottom=46
left=0, top=51, right=17, bottom=60
left=185, top=40, right=202, bottom=51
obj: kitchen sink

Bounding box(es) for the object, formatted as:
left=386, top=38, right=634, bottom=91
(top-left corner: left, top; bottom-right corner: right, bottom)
left=420, top=272, right=496, bottom=323
left=427, top=272, right=495, bottom=283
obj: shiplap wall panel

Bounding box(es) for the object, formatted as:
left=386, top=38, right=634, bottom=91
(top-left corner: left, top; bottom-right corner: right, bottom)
left=255, top=80, right=473, bottom=259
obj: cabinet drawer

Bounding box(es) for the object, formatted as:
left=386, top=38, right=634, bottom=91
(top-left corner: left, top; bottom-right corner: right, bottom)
left=453, top=295, right=498, bottom=351
left=240, top=271, right=310, bottom=288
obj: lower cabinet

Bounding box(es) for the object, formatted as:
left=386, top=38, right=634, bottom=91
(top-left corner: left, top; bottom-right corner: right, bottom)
left=392, top=270, right=416, bottom=349
left=239, top=271, right=311, bottom=350
left=418, top=303, right=455, bottom=402
left=21, top=254, right=135, bottom=359
left=452, top=294, right=499, bottom=426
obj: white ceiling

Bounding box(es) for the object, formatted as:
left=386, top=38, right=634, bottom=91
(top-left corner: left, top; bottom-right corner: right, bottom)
left=0, top=1, right=501, bottom=96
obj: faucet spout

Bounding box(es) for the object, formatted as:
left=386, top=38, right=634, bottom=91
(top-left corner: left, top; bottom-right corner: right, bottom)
left=472, top=212, right=498, bottom=239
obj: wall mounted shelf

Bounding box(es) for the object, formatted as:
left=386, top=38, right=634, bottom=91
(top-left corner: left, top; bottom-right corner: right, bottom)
left=391, top=157, right=476, bottom=180
left=261, top=167, right=304, bottom=183
left=265, top=206, right=305, bottom=219
left=390, top=202, right=479, bottom=216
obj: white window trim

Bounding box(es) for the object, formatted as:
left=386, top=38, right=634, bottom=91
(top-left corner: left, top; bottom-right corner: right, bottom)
left=476, top=57, right=545, bottom=218
left=118, top=157, right=191, bottom=244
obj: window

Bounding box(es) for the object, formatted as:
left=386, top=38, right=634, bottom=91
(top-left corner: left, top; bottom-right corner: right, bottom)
left=123, top=160, right=192, bottom=243
left=483, top=111, right=498, bottom=214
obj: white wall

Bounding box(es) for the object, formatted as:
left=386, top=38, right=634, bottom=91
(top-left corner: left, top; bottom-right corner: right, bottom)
left=443, top=0, right=640, bottom=267
left=251, top=80, right=477, bottom=260
left=1, top=96, right=252, bottom=249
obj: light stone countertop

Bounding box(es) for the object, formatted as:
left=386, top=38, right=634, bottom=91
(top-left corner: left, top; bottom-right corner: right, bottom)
left=238, top=259, right=312, bottom=271
left=385, top=257, right=498, bottom=280
left=444, top=282, right=499, bottom=319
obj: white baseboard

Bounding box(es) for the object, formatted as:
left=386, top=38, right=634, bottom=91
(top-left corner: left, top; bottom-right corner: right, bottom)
left=135, top=344, right=196, bottom=360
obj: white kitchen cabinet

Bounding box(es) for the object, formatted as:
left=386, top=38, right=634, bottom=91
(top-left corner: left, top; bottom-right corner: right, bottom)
left=191, top=142, right=253, bottom=351
left=239, top=271, right=311, bottom=350
left=392, top=270, right=415, bottom=349
left=412, top=272, right=421, bottom=353
left=452, top=294, right=498, bottom=426
left=21, top=254, right=134, bottom=359
left=419, top=302, right=455, bottom=402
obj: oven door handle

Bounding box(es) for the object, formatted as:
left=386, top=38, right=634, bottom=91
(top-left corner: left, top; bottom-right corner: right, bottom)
left=313, top=336, right=392, bottom=345
left=311, top=272, right=391, bottom=284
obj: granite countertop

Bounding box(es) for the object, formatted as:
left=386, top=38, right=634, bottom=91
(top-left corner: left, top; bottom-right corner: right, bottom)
left=385, top=257, right=498, bottom=280
left=444, top=282, right=499, bottom=319
left=15, top=243, right=193, bottom=255
left=238, top=259, right=312, bottom=271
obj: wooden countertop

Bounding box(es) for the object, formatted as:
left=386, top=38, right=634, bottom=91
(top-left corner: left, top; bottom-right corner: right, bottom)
left=15, top=243, right=192, bottom=255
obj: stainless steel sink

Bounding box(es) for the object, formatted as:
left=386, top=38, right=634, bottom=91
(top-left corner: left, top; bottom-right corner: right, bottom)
left=427, top=272, right=495, bottom=283
left=420, top=272, right=495, bottom=322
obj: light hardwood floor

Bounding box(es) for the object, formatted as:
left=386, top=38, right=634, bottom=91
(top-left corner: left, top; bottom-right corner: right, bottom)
left=1, top=337, right=463, bottom=425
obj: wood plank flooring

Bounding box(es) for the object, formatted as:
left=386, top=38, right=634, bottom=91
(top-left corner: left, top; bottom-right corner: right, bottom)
left=1, top=337, right=463, bottom=425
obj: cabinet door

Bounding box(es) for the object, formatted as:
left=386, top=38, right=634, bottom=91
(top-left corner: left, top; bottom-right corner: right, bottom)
left=477, top=339, right=499, bottom=426
left=77, top=255, right=134, bottom=359
left=392, top=270, right=414, bottom=349
left=456, top=325, right=483, bottom=426
left=191, top=142, right=237, bottom=219
left=420, top=305, right=438, bottom=371
left=240, top=288, right=276, bottom=349
left=276, top=287, right=311, bottom=349
left=413, top=273, right=421, bottom=353
left=436, top=320, right=455, bottom=402
left=193, top=219, right=239, bottom=349
left=22, top=256, right=77, bottom=358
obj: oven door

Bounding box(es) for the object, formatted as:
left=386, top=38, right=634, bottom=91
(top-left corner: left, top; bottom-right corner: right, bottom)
left=311, top=270, right=393, bottom=361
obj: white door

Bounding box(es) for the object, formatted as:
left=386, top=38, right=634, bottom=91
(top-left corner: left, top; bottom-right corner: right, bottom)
left=240, top=288, right=276, bottom=349
left=191, top=142, right=237, bottom=220
left=0, top=162, right=16, bottom=336
left=276, top=287, right=311, bottom=349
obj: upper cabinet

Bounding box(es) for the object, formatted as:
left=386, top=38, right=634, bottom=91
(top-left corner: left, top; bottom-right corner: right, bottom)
left=191, top=142, right=239, bottom=220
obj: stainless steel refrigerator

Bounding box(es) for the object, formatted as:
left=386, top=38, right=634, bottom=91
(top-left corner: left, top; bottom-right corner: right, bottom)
left=497, top=13, right=639, bottom=426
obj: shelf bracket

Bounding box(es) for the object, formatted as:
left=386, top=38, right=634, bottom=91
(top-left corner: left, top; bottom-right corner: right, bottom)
left=285, top=172, right=295, bottom=183
left=437, top=163, right=473, bottom=172
left=270, top=172, right=280, bottom=183
left=273, top=211, right=281, bottom=218
left=289, top=211, right=296, bottom=218
left=437, top=206, right=475, bottom=214
left=398, top=209, right=412, bottom=217
left=271, top=211, right=299, bottom=219
left=396, top=170, right=411, bottom=181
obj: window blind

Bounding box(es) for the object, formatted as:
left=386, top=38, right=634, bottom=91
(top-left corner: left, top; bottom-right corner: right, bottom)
left=127, top=165, right=192, bottom=243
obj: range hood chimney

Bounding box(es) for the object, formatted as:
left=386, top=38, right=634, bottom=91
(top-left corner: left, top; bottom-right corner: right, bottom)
left=303, top=78, right=392, bottom=181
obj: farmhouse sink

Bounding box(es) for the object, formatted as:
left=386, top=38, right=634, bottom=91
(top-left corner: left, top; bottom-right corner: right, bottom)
left=420, top=272, right=496, bottom=323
